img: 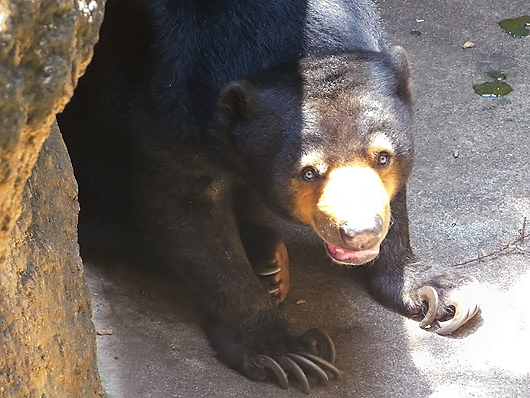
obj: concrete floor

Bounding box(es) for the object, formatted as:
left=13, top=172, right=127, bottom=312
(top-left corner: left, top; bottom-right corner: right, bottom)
left=85, top=0, right=530, bottom=396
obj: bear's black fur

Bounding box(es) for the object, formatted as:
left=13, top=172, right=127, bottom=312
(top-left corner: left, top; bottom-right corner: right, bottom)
left=58, top=0, right=478, bottom=390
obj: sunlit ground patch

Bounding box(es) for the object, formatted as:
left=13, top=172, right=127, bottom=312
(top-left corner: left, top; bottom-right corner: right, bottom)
left=403, top=270, right=530, bottom=387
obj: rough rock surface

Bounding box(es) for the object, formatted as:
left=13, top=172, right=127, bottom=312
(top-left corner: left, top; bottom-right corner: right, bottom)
left=0, top=1, right=105, bottom=397
left=0, top=0, right=104, bottom=264
left=0, top=122, right=102, bottom=397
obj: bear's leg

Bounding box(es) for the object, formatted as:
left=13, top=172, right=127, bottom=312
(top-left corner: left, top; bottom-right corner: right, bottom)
left=134, top=156, right=339, bottom=391
left=359, top=186, right=480, bottom=334
left=239, top=223, right=290, bottom=305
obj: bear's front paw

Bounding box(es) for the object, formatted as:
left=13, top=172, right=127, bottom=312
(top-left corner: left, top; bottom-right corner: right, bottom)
left=414, top=274, right=481, bottom=335
left=250, top=328, right=341, bottom=394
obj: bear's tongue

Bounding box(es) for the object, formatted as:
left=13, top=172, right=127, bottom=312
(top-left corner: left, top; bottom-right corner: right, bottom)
left=326, top=243, right=380, bottom=265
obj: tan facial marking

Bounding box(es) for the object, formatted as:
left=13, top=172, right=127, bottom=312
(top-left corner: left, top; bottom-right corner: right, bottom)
left=368, top=134, right=402, bottom=200
left=290, top=180, right=321, bottom=227
left=290, top=160, right=402, bottom=241
left=369, top=134, right=395, bottom=155
left=377, top=165, right=401, bottom=203
left=300, top=151, right=323, bottom=168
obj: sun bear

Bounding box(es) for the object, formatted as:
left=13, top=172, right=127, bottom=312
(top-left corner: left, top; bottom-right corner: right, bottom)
left=58, top=0, right=479, bottom=392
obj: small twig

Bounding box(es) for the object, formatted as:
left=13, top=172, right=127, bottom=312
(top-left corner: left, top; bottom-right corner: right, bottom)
left=520, top=217, right=527, bottom=242
left=452, top=217, right=530, bottom=267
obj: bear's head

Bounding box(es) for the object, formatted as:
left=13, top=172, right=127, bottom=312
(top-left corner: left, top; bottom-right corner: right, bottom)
left=217, top=46, right=413, bottom=265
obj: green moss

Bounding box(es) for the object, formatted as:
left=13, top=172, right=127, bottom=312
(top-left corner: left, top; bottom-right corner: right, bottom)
left=499, top=16, right=530, bottom=38
left=473, top=81, right=512, bottom=98
left=488, top=71, right=507, bottom=81
left=473, top=71, right=513, bottom=97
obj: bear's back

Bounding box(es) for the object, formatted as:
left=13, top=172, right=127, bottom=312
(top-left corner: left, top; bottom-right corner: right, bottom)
left=147, top=0, right=386, bottom=140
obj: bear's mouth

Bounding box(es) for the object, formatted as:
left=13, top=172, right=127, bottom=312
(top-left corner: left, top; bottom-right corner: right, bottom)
left=326, top=243, right=380, bottom=265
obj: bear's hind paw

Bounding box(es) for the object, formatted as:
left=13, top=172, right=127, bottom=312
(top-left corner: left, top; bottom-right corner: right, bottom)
left=253, top=240, right=290, bottom=305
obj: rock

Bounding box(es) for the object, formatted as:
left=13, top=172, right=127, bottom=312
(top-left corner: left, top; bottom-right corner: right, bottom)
left=0, top=0, right=105, bottom=396
left=0, top=0, right=104, bottom=264
left=0, top=122, right=102, bottom=397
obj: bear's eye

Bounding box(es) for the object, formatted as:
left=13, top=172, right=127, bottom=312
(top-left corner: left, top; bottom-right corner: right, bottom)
left=301, top=166, right=319, bottom=182
left=375, top=152, right=391, bottom=167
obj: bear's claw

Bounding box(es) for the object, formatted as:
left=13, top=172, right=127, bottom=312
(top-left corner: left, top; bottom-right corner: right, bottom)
left=252, top=353, right=340, bottom=394
left=291, top=352, right=342, bottom=380
left=437, top=300, right=479, bottom=335
left=255, top=266, right=282, bottom=276
left=286, top=353, right=330, bottom=387
left=276, top=355, right=310, bottom=392
left=252, top=355, right=289, bottom=389
left=251, top=328, right=341, bottom=393
left=418, top=286, right=439, bottom=328
left=300, top=327, right=337, bottom=364
left=418, top=284, right=480, bottom=335
left=253, top=240, right=290, bottom=305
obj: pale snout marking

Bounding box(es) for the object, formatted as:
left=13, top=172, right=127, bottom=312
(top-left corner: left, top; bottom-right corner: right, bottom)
left=317, top=166, right=391, bottom=232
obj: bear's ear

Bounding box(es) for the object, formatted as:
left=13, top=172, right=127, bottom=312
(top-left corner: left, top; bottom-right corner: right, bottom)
left=388, top=45, right=412, bottom=106
left=218, top=80, right=257, bottom=121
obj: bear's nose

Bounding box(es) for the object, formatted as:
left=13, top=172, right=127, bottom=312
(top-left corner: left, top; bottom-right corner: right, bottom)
left=339, top=217, right=383, bottom=251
